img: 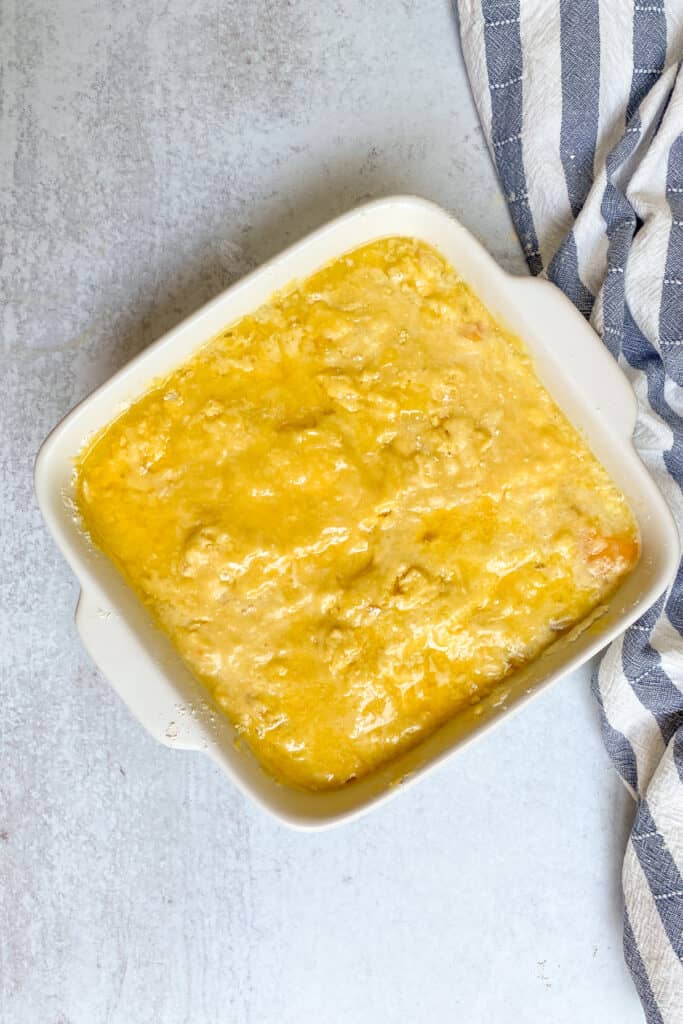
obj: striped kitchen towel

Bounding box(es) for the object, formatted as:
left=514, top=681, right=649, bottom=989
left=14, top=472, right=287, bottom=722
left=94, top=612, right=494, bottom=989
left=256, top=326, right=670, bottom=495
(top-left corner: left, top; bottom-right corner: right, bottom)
left=456, top=1, right=683, bottom=1018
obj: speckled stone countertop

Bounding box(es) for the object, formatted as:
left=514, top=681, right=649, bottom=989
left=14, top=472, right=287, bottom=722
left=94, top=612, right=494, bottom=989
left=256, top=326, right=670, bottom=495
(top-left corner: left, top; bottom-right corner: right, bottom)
left=1, top=2, right=641, bottom=1022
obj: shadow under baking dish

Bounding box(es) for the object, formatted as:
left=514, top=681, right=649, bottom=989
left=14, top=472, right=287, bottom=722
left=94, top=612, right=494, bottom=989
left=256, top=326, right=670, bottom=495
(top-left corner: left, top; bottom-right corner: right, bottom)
left=35, top=195, right=679, bottom=829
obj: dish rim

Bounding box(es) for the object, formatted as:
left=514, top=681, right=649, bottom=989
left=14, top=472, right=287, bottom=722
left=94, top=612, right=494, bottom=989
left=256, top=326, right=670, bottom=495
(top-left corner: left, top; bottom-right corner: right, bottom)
left=34, top=194, right=680, bottom=829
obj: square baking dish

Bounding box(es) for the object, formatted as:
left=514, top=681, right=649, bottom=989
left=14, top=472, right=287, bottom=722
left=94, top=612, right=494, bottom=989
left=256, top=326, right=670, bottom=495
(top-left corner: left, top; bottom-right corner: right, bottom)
left=35, top=195, right=679, bottom=829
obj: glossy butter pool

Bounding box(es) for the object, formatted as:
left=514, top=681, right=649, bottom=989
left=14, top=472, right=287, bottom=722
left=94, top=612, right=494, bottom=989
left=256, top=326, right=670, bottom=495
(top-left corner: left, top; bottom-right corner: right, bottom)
left=75, top=237, right=639, bottom=791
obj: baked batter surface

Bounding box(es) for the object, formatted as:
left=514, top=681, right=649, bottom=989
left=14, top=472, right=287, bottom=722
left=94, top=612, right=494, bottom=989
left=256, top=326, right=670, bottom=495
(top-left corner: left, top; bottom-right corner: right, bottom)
left=76, top=238, right=638, bottom=790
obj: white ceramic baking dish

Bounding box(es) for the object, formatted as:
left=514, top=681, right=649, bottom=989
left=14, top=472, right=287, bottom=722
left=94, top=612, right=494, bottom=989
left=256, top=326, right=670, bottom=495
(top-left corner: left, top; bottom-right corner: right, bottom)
left=35, top=195, right=679, bottom=829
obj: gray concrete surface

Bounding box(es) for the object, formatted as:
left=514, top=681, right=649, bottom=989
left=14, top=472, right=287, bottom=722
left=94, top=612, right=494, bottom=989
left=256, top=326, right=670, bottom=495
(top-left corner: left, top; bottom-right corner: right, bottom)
left=1, top=2, right=641, bottom=1021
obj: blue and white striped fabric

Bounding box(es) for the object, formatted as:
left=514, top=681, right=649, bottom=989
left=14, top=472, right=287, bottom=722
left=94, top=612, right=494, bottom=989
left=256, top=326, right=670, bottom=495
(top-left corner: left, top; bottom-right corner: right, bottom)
left=456, top=1, right=683, bottom=1018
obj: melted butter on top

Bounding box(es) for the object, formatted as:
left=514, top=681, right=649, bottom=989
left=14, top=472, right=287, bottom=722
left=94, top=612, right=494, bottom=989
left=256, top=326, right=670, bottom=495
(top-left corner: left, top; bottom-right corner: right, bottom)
left=76, top=238, right=639, bottom=790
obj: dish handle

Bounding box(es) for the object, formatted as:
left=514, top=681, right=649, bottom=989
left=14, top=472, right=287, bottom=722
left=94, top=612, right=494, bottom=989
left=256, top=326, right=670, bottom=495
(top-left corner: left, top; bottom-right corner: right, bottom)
left=75, top=591, right=208, bottom=752
left=508, top=275, right=639, bottom=441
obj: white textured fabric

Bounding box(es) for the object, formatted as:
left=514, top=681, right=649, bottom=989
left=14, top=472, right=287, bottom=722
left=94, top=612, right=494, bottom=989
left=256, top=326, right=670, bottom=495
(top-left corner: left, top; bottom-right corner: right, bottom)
left=456, top=2, right=683, bottom=1019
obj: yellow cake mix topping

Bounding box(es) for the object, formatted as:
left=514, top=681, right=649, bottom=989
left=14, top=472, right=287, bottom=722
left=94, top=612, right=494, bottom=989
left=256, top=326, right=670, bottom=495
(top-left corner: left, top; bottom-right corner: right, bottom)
left=76, top=237, right=639, bottom=790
